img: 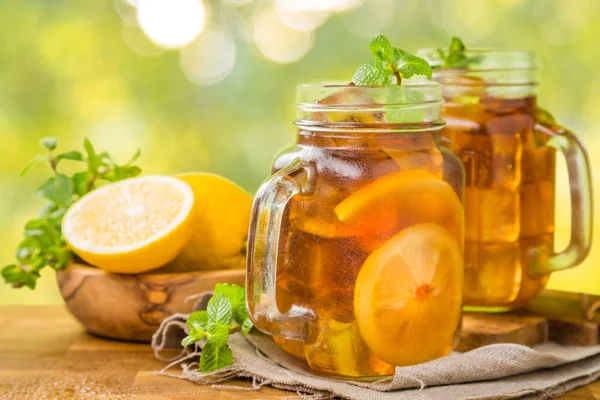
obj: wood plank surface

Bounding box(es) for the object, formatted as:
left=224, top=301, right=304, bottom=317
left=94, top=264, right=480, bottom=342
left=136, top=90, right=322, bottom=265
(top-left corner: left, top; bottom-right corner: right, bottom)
left=520, top=291, right=600, bottom=346
left=458, top=314, right=548, bottom=351
left=458, top=291, right=600, bottom=351
left=0, top=305, right=598, bottom=399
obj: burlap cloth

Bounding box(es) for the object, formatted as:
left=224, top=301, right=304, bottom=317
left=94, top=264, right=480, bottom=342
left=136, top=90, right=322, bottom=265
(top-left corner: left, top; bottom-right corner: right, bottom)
left=152, top=293, right=600, bottom=399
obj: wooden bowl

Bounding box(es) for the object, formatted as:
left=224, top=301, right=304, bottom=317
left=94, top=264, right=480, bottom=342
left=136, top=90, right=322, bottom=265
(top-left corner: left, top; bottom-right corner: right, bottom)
left=56, top=263, right=245, bottom=342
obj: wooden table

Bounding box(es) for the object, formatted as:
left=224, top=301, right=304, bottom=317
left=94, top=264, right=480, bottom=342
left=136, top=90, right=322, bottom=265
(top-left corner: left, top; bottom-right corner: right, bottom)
left=1, top=306, right=598, bottom=399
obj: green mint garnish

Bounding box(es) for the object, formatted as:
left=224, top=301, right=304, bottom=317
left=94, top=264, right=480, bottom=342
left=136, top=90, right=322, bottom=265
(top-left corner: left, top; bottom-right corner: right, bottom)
left=200, top=341, right=234, bottom=371
left=353, top=34, right=432, bottom=86
left=436, top=36, right=481, bottom=69
left=2, top=137, right=141, bottom=290
left=181, top=283, right=254, bottom=372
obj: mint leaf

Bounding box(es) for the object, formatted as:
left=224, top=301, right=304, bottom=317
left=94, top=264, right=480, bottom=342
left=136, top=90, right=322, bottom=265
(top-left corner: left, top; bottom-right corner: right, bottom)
left=353, top=60, right=392, bottom=86
left=449, top=36, right=465, bottom=53
left=1, top=265, right=39, bottom=289
left=234, top=304, right=249, bottom=325
left=215, top=283, right=245, bottom=310
left=181, top=329, right=206, bottom=347
left=207, top=294, right=233, bottom=326
left=36, top=174, right=74, bottom=206
left=200, top=342, right=233, bottom=372
left=182, top=284, right=255, bottom=371
left=127, top=148, right=141, bottom=165
left=437, top=36, right=481, bottom=69
left=23, top=219, right=46, bottom=238
left=23, top=220, right=61, bottom=243
left=56, top=151, right=84, bottom=162
left=38, top=203, right=64, bottom=220
left=206, top=322, right=229, bottom=346
left=103, top=165, right=141, bottom=182
left=393, top=48, right=432, bottom=79
left=181, top=336, right=198, bottom=347
left=72, top=172, right=90, bottom=197
left=241, top=318, right=253, bottom=336
left=39, top=137, right=58, bottom=151
left=353, top=34, right=432, bottom=86
left=83, top=137, right=102, bottom=174
left=15, top=237, right=42, bottom=260
left=186, top=311, right=209, bottom=331
left=369, top=34, right=394, bottom=62
left=45, top=245, right=71, bottom=270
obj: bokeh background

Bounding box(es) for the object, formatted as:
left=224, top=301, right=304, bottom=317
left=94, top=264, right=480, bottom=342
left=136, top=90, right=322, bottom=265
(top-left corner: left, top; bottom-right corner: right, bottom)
left=1, top=0, right=599, bottom=304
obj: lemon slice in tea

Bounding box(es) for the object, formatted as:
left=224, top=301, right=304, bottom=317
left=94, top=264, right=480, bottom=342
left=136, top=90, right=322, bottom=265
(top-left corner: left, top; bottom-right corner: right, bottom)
left=354, top=223, right=463, bottom=366
left=335, top=170, right=463, bottom=240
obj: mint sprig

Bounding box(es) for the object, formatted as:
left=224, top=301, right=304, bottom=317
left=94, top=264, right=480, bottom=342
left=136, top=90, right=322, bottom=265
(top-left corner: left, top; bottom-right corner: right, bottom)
left=353, top=34, right=432, bottom=86
left=182, top=283, right=254, bottom=372
left=436, top=36, right=481, bottom=69
left=2, top=137, right=141, bottom=289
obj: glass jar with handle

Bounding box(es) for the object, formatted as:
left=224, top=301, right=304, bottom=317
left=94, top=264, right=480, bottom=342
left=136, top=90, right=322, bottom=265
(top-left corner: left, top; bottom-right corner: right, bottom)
left=246, top=82, right=465, bottom=378
left=418, top=49, right=593, bottom=311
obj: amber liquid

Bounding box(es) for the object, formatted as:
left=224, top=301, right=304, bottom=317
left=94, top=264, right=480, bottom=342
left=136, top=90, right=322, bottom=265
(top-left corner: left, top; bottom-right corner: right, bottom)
left=269, top=132, right=463, bottom=377
left=442, top=96, right=553, bottom=310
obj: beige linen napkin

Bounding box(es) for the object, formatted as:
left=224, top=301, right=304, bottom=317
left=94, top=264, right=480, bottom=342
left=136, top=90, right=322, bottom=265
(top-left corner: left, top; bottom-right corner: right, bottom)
left=152, top=293, right=600, bottom=400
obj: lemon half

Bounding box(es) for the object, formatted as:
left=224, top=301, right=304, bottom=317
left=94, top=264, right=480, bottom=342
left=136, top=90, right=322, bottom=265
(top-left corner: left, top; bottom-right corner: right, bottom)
left=62, top=175, right=195, bottom=273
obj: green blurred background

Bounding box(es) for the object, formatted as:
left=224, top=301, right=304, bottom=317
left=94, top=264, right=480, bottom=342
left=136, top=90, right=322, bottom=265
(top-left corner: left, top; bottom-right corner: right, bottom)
left=1, top=0, right=599, bottom=304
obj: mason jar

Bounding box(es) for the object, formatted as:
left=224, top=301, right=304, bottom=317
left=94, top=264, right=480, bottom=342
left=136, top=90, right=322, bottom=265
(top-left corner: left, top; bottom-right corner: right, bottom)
left=419, top=49, right=593, bottom=311
left=246, top=82, right=465, bottom=378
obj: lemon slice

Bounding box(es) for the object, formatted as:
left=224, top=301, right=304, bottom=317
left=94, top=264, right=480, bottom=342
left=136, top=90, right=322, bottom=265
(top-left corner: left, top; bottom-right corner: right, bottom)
left=62, top=176, right=195, bottom=273
left=335, top=170, right=463, bottom=241
left=354, top=223, right=463, bottom=366
left=292, top=218, right=364, bottom=238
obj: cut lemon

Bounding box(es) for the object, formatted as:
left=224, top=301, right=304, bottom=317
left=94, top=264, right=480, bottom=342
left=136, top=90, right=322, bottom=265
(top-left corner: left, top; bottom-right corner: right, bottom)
left=335, top=170, right=463, bottom=241
left=62, top=176, right=195, bottom=273
left=166, top=173, right=253, bottom=271
left=354, top=223, right=463, bottom=366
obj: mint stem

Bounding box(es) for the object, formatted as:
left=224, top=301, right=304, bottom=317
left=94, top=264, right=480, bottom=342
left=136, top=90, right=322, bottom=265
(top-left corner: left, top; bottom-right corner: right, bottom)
left=391, top=68, right=402, bottom=85
left=48, top=153, right=58, bottom=175
left=86, top=178, right=95, bottom=193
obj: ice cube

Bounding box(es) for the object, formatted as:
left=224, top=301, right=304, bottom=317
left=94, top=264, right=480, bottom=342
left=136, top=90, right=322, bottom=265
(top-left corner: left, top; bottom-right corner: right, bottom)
left=464, top=241, right=521, bottom=305
left=520, top=180, right=555, bottom=237
left=465, top=187, right=520, bottom=242
left=305, top=320, right=375, bottom=377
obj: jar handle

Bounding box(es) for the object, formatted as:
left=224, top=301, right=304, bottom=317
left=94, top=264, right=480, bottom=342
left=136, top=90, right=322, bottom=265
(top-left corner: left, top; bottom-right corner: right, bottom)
left=530, top=123, right=593, bottom=276
left=246, top=158, right=314, bottom=342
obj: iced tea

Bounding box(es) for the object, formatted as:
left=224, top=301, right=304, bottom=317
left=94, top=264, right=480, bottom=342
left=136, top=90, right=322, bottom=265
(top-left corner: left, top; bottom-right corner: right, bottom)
left=421, top=48, right=593, bottom=310
left=247, top=84, right=465, bottom=377
left=442, top=96, right=553, bottom=309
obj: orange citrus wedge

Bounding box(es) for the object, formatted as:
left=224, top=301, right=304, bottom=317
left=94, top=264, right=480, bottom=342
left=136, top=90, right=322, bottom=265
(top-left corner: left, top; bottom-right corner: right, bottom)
left=354, top=223, right=463, bottom=366
left=334, top=170, right=463, bottom=241
left=62, top=176, right=195, bottom=273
